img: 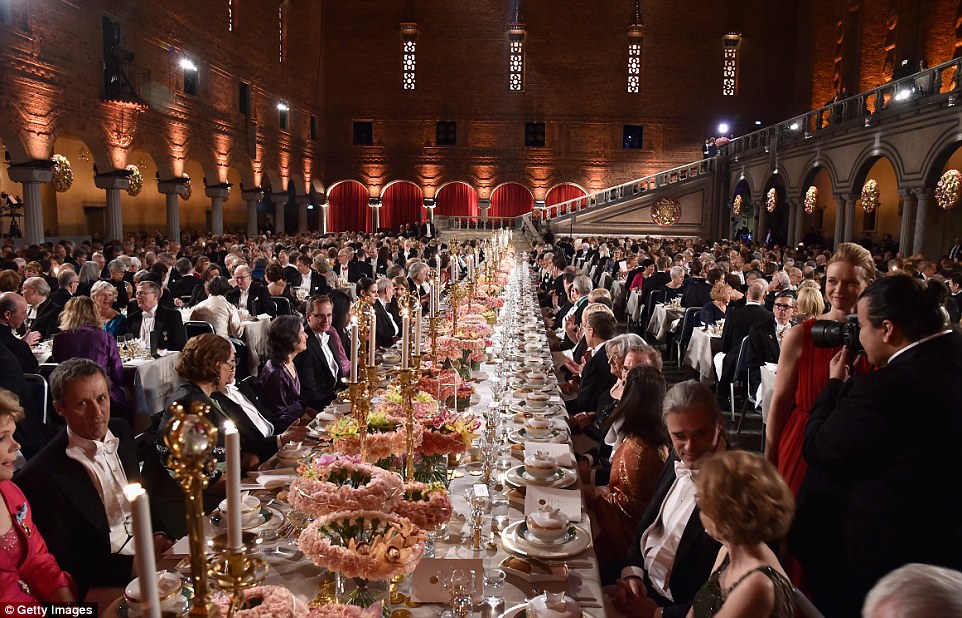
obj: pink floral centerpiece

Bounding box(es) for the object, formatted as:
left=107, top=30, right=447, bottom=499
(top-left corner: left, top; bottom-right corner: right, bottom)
left=216, top=585, right=309, bottom=618
left=392, top=481, right=453, bottom=531
left=288, top=454, right=402, bottom=518
left=308, top=602, right=383, bottom=618
left=417, top=408, right=479, bottom=457
left=328, top=411, right=421, bottom=463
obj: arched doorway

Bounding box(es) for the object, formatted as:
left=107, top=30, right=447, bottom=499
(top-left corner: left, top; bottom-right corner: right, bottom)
left=435, top=182, right=479, bottom=217
left=730, top=178, right=753, bottom=241
left=328, top=180, right=371, bottom=233
left=852, top=157, right=900, bottom=249
left=762, top=177, right=788, bottom=245
left=381, top=181, right=423, bottom=232
left=490, top=182, right=533, bottom=218
left=800, top=166, right=835, bottom=248
left=546, top=183, right=587, bottom=216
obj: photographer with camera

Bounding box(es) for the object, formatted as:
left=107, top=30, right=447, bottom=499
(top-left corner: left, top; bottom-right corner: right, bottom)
left=766, top=243, right=875, bottom=494
left=789, top=275, right=962, bottom=618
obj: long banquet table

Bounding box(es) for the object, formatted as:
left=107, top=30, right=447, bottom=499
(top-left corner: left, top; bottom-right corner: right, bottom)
left=683, top=327, right=723, bottom=382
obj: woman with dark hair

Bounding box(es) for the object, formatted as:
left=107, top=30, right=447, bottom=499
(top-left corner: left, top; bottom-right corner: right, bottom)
left=256, top=315, right=309, bottom=429
left=375, top=246, right=392, bottom=277
left=188, top=264, right=222, bottom=306
left=585, top=364, right=671, bottom=564
left=190, top=275, right=244, bottom=338
left=328, top=289, right=353, bottom=360
left=792, top=275, right=962, bottom=617
left=264, top=262, right=297, bottom=309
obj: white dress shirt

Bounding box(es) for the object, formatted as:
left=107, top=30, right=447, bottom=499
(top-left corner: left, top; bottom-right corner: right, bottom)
left=222, top=383, right=274, bottom=437
left=318, top=331, right=339, bottom=377
left=65, top=428, right=133, bottom=555
left=379, top=299, right=399, bottom=335
left=139, top=308, right=156, bottom=342
left=238, top=288, right=250, bottom=312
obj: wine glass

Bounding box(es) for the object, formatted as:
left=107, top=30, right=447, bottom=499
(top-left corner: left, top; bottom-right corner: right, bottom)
left=444, top=568, right=476, bottom=618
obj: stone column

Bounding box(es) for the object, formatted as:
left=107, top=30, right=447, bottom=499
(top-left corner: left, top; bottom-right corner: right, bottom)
left=913, top=187, right=933, bottom=256
left=833, top=194, right=847, bottom=248
left=95, top=173, right=131, bottom=242
left=205, top=186, right=230, bottom=236
left=786, top=200, right=797, bottom=247
left=242, top=189, right=261, bottom=237
left=271, top=194, right=287, bottom=236
left=293, top=195, right=309, bottom=234
left=479, top=198, right=491, bottom=224
left=898, top=189, right=915, bottom=257
left=320, top=204, right=329, bottom=234
left=843, top=193, right=858, bottom=242
left=370, top=204, right=381, bottom=232
left=158, top=180, right=187, bottom=243
left=793, top=199, right=805, bottom=246
left=7, top=164, right=53, bottom=245
left=755, top=194, right=766, bottom=243
left=424, top=199, right=435, bottom=221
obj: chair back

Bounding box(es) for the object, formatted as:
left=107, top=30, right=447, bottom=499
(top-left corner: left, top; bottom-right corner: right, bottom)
left=793, top=588, right=826, bottom=618
left=598, top=272, right=613, bottom=291
left=23, top=373, right=49, bottom=425
left=678, top=306, right=702, bottom=350
left=272, top=296, right=293, bottom=316
left=184, top=320, right=215, bottom=340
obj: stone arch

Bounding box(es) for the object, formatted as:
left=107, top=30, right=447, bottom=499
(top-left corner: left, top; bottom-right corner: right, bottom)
left=762, top=173, right=790, bottom=242
left=490, top=182, right=534, bottom=218
left=435, top=181, right=479, bottom=217
left=849, top=155, right=902, bottom=242
left=380, top=180, right=424, bottom=230
left=848, top=145, right=905, bottom=195
left=327, top=179, right=371, bottom=233
left=921, top=133, right=962, bottom=187
left=798, top=163, right=838, bottom=243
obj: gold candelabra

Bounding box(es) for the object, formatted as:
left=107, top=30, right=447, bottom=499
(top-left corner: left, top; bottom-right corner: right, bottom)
left=398, top=366, right=417, bottom=481
left=347, top=296, right=376, bottom=462
left=208, top=540, right=268, bottom=618
left=163, top=402, right=220, bottom=617
left=428, top=313, right=443, bottom=367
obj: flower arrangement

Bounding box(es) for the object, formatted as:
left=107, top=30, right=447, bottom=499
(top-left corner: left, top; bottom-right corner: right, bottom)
left=309, top=603, right=383, bottom=618
left=936, top=169, right=962, bottom=211
left=392, top=482, right=453, bottom=530
left=216, top=585, right=309, bottom=618
left=860, top=179, right=879, bottom=213
left=804, top=186, right=818, bottom=214
left=417, top=407, right=480, bottom=456
left=483, top=297, right=505, bottom=310
left=126, top=164, right=143, bottom=197
left=288, top=454, right=402, bottom=517
left=182, top=174, right=193, bottom=200
left=379, top=387, right=437, bottom=418
left=732, top=194, right=743, bottom=215
left=650, top=198, right=681, bottom=226
left=417, top=368, right=459, bottom=402
left=298, top=510, right=425, bottom=583
left=51, top=155, right=73, bottom=193
left=329, top=412, right=422, bottom=463
left=766, top=188, right=778, bottom=213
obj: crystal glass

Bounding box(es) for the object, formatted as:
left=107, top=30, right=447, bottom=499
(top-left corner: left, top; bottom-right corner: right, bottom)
left=444, top=568, right=477, bottom=618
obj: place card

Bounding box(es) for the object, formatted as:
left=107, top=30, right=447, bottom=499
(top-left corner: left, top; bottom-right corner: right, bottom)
left=524, top=441, right=574, bottom=467
left=472, top=483, right=489, bottom=499
left=525, top=486, right=583, bottom=522
left=411, top=558, right=483, bottom=603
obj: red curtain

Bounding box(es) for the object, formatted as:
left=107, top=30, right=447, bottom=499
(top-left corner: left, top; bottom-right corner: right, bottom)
left=490, top=183, right=533, bottom=218
left=329, top=181, right=372, bottom=233
left=546, top=184, right=586, bottom=206
left=381, top=182, right=423, bottom=231
left=436, top=183, right=479, bottom=217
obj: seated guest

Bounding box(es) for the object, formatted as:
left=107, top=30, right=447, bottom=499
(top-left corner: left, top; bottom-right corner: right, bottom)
left=567, top=309, right=618, bottom=417
left=329, top=290, right=354, bottom=363
left=390, top=276, right=408, bottom=327
left=226, top=264, right=276, bottom=317
left=699, top=282, right=731, bottom=327
left=551, top=275, right=592, bottom=352
left=862, top=563, right=962, bottom=618
left=257, top=315, right=310, bottom=430
left=680, top=261, right=711, bottom=308
left=333, top=247, right=362, bottom=284
left=713, top=280, right=772, bottom=394
left=689, top=451, right=795, bottom=617
left=128, top=280, right=186, bottom=351
left=585, top=365, right=670, bottom=565
left=76, top=261, right=101, bottom=298
left=91, top=280, right=126, bottom=337
left=791, top=275, right=962, bottom=618
left=611, top=381, right=726, bottom=618
left=289, top=254, right=331, bottom=298
left=0, top=388, right=77, bottom=603
left=294, top=295, right=346, bottom=412
left=191, top=276, right=245, bottom=339
left=661, top=266, right=686, bottom=303
left=794, top=280, right=823, bottom=323
left=48, top=268, right=78, bottom=308
left=188, top=264, right=222, bottom=307
left=166, top=257, right=201, bottom=300
left=264, top=262, right=297, bottom=311
left=746, top=291, right=796, bottom=396
left=373, top=276, right=399, bottom=348
left=0, top=292, right=39, bottom=373
left=407, top=262, right=432, bottom=307
left=103, top=259, right=132, bottom=311
left=17, top=359, right=173, bottom=597
left=51, top=296, right=131, bottom=421
left=571, top=332, right=643, bottom=436
left=22, top=276, right=62, bottom=340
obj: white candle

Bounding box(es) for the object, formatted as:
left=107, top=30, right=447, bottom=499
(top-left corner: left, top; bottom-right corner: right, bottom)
left=350, top=318, right=359, bottom=382
left=368, top=311, right=377, bottom=366
left=414, top=305, right=422, bottom=356
left=468, top=254, right=475, bottom=282
left=429, top=283, right=436, bottom=317
left=123, top=484, right=160, bottom=618
left=224, top=422, right=243, bottom=551
left=451, top=254, right=457, bottom=283
left=401, top=310, right=410, bottom=369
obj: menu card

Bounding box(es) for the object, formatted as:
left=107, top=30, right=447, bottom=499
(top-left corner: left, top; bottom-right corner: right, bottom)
left=524, top=441, right=574, bottom=467
left=524, top=486, right=583, bottom=522
left=411, top=558, right=483, bottom=603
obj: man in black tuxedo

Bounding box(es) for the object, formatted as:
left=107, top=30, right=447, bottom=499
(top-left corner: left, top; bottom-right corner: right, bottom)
left=715, top=280, right=773, bottom=393
left=127, top=281, right=187, bottom=351
left=611, top=381, right=726, bottom=618
left=353, top=248, right=375, bottom=279
left=22, top=276, right=63, bottom=341
left=569, top=310, right=618, bottom=417
left=289, top=254, right=331, bottom=298
left=294, top=295, right=345, bottom=410
left=226, top=264, right=276, bottom=317
left=575, top=242, right=598, bottom=266
left=167, top=257, right=201, bottom=300
left=679, top=261, right=711, bottom=309
left=333, top=248, right=363, bottom=284
left=745, top=291, right=796, bottom=395
left=17, top=359, right=174, bottom=597
left=48, top=268, right=78, bottom=308
left=0, top=292, right=39, bottom=373
left=373, top=277, right=399, bottom=348
left=791, top=276, right=962, bottom=618
left=420, top=219, right=437, bottom=238
left=640, top=257, right=672, bottom=308
left=407, top=262, right=432, bottom=308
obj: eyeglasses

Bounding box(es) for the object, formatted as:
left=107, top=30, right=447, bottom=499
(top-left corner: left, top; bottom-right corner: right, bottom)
left=235, top=275, right=251, bottom=280
left=311, top=312, right=333, bottom=319
left=773, top=303, right=794, bottom=310
left=134, top=291, right=156, bottom=297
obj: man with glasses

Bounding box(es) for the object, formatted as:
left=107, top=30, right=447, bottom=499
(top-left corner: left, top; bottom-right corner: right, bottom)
left=226, top=264, right=276, bottom=317
left=294, top=295, right=346, bottom=411
left=714, top=280, right=773, bottom=397
left=746, top=290, right=797, bottom=399
left=127, top=281, right=186, bottom=351
left=22, top=275, right=63, bottom=341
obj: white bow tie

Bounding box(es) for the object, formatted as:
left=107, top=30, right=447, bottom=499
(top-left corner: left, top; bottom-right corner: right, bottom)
left=674, top=460, right=697, bottom=481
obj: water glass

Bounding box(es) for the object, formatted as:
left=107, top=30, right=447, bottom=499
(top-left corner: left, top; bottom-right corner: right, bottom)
left=482, top=568, right=506, bottom=608
left=446, top=568, right=477, bottom=618
left=490, top=495, right=510, bottom=534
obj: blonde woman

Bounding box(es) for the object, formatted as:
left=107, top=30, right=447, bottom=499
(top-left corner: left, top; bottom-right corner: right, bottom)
left=700, top=282, right=731, bottom=326
left=794, top=280, right=824, bottom=323
left=90, top=280, right=126, bottom=337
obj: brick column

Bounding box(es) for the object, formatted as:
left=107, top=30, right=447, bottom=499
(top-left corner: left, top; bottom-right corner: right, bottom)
left=833, top=194, right=846, bottom=248
left=913, top=187, right=933, bottom=256
left=271, top=193, right=287, bottom=236
left=7, top=164, right=53, bottom=245
left=295, top=195, right=310, bottom=233
left=95, top=173, right=131, bottom=242
left=479, top=198, right=491, bottom=224
left=843, top=193, right=857, bottom=242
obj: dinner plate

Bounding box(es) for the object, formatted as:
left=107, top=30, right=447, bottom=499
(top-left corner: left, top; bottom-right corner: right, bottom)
left=508, top=428, right=569, bottom=446
left=515, top=521, right=576, bottom=547
left=112, top=585, right=194, bottom=618
left=504, top=465, right=576, bottom=489
left=509, top=402, right=564, bottom=417
left=498, top=605, right=597, bottom=618
left=500, top=520, right=592, bottom=560
left=207, top=504, right=286, bottom=532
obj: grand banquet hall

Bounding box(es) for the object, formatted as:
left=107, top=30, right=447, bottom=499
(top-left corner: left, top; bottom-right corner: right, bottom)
left=1, top=1, right=962, bottom=617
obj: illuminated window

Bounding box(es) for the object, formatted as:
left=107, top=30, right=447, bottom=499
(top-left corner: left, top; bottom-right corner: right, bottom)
left=403, top=40, right=416, bottom=90
left=228, top=0, right=234, bottom=32
left=509, top=39, right=524, bottom=92
left=722, top=33, right=741, bottom=96
left=628, top=42, right=641, bottom=93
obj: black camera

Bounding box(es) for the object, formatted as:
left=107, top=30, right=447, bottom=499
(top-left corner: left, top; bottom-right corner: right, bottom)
left=810, top=314, right=863, bottom=354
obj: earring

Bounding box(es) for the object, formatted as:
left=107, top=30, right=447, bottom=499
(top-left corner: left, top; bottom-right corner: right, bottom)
left=214, top=376, right=220, bottom=388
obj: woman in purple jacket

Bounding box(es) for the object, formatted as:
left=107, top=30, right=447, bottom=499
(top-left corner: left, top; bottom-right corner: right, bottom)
left=256, top=315, right=309, bottom=429
left=51, top=296, right=131, bottom=421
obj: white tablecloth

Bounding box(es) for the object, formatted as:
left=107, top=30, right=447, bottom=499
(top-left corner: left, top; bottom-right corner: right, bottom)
left=128, top=352, right=184, bottom=424
left=625, top=290, right=643, bottom=323
left=760, top=364, right=777, bottom=424
left=684, top=328, right=722, bottom=381
left=647, top=304, right=684, bottom=343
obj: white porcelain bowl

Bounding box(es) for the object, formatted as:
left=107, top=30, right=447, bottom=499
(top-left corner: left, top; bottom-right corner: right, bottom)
left=218, top=494, right=262, bottom=526
left=524, top=454, right=559, bottom=479
left=526, top=393, right=551, bottom=410
left=525, top=513, right=569, bottom=543
left=524, top=418, right=552, bottom=438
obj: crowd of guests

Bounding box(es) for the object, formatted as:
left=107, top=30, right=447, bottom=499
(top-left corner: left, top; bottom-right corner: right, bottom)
left=534, top=234, right=962, bottom=617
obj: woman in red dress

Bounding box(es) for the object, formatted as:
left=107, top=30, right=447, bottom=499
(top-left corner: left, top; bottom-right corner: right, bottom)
left=765, top=243, right=875, bottom=495
left=0, top=389, right=75, bottom=603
